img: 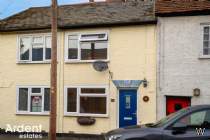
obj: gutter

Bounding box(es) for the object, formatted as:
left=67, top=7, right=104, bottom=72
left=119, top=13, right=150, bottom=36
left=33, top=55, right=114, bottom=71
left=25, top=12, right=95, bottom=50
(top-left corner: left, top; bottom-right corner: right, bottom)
left=0, top=20, right=157, bottom=32
left=156, top=10, right=210, bottom=17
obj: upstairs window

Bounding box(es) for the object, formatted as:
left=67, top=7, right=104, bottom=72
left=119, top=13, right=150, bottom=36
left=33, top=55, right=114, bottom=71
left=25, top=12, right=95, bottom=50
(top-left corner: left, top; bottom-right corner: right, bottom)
left=203, top=26, right=210, bottom=55
left=19, top=34, right=51, bottom=62
left=66, top=33, right=108, bottom=62
left=17, top=87, right=50, bottom=114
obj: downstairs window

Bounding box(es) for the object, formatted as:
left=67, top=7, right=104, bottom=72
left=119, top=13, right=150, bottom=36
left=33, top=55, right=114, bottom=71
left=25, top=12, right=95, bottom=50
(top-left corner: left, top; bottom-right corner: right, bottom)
left=17, top=87, right=50, bottom=114
left=65, top=86, right=108, bottom=117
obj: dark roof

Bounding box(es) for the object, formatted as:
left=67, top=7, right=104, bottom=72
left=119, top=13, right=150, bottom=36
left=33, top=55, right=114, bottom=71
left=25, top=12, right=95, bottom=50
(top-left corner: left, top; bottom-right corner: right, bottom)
left=0, top=0, right=156, bottom=32
left=156, top=0, right=210, bottom=17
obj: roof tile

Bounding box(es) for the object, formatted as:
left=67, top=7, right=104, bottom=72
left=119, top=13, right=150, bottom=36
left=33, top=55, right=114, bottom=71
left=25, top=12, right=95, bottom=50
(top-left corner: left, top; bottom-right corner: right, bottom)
left=0, top=0, right=156, bottom=31
left=156, top=0, right=210, bottom=16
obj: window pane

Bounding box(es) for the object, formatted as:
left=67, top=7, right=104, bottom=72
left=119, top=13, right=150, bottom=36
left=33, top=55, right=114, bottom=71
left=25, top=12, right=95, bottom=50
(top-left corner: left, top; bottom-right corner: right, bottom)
left=80, top=42, right=91, bottom=60
left=81, top=34, right=106, bottom=40
left=204, top=34, right=209, bottom=41
left=203, top=41, right=210, bottom=55
left=32, top=88, right=41, bottom=93
left=45, top=48, right=51, bottom=60
left=125, top=95, right=131, bottom=109
left=203, top=41, right=209, bottom=55
left=204, top=41, right=209, bottom=48
left=33, top=37, right=43, bottom=44
left=204, top=111, right=210, bottom=129
left=68, top=48, right=78, bottom=59
left=32, top=36, right=43, bottom=61
left=190, top=111, right=206, bottom=125
left=44, top=88, right=50, bottom=111
left=18, top=88, right=28, bottom=111
left=67, top=88, right=77, bottom=112
left=81, top=41, right=107, bottom=60
left=31, top=96, right=42, bottom=112
left=45, top=36, right=51, bottom=60
left=32, top=46, right=43, bottom=61
left=68, top=35, right=78, bottom=59
left=45, top=36, right=51, bottom=48
left=81, top=88, right=105, bottom=94
left=80, top=97, right=106, bottom=114
left=204, top=26, right=209, bottom=34
left=20, top=37, right=30, bottom=60
left=175, top=110, right=210, bottom=129
left=204, top=48, right=210, bottom=55
left=94, top=42, right=107, bottom=59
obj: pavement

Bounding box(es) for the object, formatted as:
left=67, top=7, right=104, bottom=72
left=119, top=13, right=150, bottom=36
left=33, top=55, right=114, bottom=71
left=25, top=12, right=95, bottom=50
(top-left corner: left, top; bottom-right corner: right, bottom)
left=0, top=134, right=104, bottom=140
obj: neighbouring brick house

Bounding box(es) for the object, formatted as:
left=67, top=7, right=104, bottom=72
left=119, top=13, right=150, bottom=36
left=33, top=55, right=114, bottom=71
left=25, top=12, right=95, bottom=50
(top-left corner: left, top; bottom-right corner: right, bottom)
left=156, top=0, right=210, bottom=119
left=0, top=0, right=157, bottom=134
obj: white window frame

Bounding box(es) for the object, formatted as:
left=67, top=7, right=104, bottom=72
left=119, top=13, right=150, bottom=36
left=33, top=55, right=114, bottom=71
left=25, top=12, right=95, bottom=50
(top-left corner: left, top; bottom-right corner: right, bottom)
left=17, top=33, right=52, bottom=63
left=16, top=86, right=50, bottom=115
left=65, top=31, right=109, bottom=63
left=200, top=24, right=210, bottom=58
left=79, top=33, right=108, bottom=41
left=64, top=85, right=109, bottom=117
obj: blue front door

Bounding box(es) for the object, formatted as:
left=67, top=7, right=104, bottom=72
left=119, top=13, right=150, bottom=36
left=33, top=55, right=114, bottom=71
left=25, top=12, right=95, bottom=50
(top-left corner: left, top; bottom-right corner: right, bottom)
left=119, top=89, right=137, bottom=128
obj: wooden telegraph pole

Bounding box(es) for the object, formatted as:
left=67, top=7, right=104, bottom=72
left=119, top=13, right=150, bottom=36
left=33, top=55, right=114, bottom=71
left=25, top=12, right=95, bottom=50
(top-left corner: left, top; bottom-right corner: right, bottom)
left=49, top=0, right=58, bottom=140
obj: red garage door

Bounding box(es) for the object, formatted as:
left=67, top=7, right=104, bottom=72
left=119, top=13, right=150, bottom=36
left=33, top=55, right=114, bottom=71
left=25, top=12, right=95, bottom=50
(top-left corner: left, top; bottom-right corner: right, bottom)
left=166, top=96, right=191, bottom=115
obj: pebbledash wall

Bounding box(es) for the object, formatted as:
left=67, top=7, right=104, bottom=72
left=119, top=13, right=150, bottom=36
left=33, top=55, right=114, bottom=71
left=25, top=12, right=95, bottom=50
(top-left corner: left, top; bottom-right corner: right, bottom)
left=157, top=15, right=210, bottom=120
left=0, top=25, right=156, bottom=134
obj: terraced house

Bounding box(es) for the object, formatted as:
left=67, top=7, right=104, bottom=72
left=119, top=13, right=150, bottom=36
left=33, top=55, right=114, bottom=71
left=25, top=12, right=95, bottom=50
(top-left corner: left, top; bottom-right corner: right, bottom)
left=0, top=0, right=157, bottom=134
left=156, top=0, right=210, bottom=119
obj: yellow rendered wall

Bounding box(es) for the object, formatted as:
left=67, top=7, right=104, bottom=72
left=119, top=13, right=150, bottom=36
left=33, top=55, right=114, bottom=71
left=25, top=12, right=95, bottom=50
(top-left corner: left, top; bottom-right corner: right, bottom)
left=0, top=25, right=156, bottom=134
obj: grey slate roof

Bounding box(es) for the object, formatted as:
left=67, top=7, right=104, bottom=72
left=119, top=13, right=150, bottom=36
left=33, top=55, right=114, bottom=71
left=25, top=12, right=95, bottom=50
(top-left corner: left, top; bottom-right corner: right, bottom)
left=0, top=0, right=156, bottom=32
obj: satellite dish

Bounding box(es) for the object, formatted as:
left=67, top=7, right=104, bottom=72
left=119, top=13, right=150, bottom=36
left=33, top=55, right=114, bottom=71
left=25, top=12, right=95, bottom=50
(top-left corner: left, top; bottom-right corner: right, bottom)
left=93, top=61, right=108, bottom=72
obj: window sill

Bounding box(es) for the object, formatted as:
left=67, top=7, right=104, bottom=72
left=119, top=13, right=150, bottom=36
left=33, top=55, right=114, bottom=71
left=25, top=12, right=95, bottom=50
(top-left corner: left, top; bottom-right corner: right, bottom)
left=199, top=55, right=210, bottom=59
left=65, top=59, right=110, bottom=64
left=64, top=113, right=109, bottom=118
left=17, top=61, right=51, bottom=64
left=16, top=112, right=49, bottom=116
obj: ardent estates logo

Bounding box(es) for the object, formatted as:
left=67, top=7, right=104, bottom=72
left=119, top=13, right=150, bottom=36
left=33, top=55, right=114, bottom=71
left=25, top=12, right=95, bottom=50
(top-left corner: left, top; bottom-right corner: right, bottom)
left=5, top=124, right=43, bottom=139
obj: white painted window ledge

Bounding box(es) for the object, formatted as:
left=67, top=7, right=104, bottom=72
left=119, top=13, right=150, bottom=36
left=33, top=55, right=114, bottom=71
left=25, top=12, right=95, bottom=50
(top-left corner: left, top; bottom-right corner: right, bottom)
left=199, top=55, right=210, bottom=59
left=17, top=61, right=51, bottom=64
left=16, top=112, right=49, bottom=116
